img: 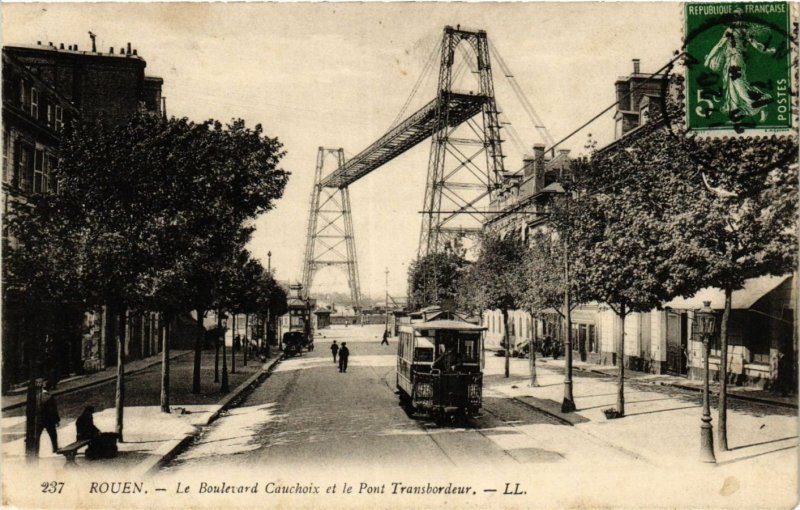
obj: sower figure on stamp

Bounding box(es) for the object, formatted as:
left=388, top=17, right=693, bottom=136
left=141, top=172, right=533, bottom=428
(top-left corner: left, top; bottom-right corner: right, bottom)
left=38, top=386, right=60, bottom=453
left=331, top=340, right=339, bottom=363
left=338, top=342, right=350, bottom=373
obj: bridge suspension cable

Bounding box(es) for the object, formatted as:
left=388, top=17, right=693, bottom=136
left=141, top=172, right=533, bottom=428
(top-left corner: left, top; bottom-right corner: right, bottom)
left=388, top=35, right=442, bottom=131
left=489, top=43, right=556, bottom=148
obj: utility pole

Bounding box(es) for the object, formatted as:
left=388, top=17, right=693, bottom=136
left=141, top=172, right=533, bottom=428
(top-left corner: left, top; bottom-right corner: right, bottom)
left=266, top=251, right=272, bottom=354
left=385, top=268, right=390, bottom=334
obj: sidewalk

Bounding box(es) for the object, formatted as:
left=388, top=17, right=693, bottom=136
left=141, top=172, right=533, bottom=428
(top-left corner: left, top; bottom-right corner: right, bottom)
left=539, top=356, right=798, bottom=409
left=484, top=355, right=798, bottom=470
left=1, top=350, right=192, bottom=412
left=1, top=348, right=283, bottom=477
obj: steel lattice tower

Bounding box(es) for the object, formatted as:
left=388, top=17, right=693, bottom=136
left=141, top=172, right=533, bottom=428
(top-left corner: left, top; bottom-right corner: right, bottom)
left=418, top=26, right=506, bottom=257
left=301, top=147, right=362, bottom=311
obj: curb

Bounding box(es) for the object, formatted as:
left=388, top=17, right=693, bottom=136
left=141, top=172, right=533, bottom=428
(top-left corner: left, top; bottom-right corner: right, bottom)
left=538, top=358, right=797, bottom=410
left=136, top=353, right=284, bottom=476
left=509, top=395, right=577, bottom=426
left=1, top=351, right=193, bottom=412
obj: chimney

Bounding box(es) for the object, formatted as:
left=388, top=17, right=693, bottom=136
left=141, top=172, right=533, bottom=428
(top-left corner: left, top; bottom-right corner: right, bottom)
left=558, top=149, right=571, bottom=157
left=109, top=47, right=114, bottom=54
left=48, top=42, right=54, bottom=47
left=132, top=49, right=138, bottom=56
left=532, top=144, right=546, bottom=193
left=127, top=42, right=131, bottom=55
left=59, top=43, right=65, bottom=49
left=37, top=41, right=42, bottom=45
left=633, top=58, right=641, bottom=74
left=74, top=44, right=78, bottom=51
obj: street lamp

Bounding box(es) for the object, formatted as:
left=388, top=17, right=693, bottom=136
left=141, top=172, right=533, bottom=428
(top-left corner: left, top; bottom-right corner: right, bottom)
left=695, top=300, right=717, bottom=463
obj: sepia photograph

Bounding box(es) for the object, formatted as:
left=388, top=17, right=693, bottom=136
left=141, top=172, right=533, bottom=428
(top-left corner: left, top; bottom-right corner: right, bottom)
left=1, top=2, right=798, bottom=508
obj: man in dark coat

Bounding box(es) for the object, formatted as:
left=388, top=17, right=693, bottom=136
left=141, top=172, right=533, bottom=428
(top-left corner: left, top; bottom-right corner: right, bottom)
left=331, top=340, right=339, bottom=363
left=381, top=330, right=389, bottom=346
left=76, top=406, right=100, bottom=442
left=338, top=342, right=350, bottom=373
left=37, top=388, right=60, bottom=453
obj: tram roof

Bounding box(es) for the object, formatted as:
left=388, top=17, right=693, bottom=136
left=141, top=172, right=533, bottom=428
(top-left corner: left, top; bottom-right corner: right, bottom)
left=411, top=320, right=486, bottom=332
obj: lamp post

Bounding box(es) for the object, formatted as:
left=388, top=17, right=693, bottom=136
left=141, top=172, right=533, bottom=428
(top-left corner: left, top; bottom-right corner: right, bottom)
left=695, top=300, right=717, bottom=463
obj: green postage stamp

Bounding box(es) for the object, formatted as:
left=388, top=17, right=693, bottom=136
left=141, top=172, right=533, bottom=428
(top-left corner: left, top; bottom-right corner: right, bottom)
left=684, top=2, right=794, bottom=134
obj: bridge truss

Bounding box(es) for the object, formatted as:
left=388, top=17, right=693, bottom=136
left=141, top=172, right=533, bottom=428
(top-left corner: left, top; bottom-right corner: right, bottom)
left=302, top=26, right=510, bottom=300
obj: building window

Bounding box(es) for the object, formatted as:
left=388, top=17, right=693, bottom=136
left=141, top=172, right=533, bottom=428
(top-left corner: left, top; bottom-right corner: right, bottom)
left=33, top=148, right=45, bottom=193
left=2, top=130, right=9, bottom=184
left=18, top=143, right=33, bottom=192
left=55, top=106, right=64, bottom=132
left=47, top=103, right=53, bottom=126
left=588, top=324, right=598, bottom=353
left=19, top=79, right=26, bottom=109
left=614, top=117, right=623, bottom=139
left=30, top=88, right=39, bottom=119
left=47, top=155, right=58, bottom=193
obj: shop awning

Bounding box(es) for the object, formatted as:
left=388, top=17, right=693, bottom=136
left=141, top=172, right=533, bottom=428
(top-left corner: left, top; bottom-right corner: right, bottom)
left=663, top=275, right=791, bottom=310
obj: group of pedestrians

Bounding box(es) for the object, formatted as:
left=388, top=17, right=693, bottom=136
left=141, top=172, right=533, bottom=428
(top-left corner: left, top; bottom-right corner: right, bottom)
left=330, top=341, right=350, bottom=373
left=329, top=330, right=391, bottom=374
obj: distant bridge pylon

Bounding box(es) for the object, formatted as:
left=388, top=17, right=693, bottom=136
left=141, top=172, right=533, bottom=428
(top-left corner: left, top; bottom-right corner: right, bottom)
left=301, top=147, right=362, bottom=311
left=305, top=25, right=510, bottom=282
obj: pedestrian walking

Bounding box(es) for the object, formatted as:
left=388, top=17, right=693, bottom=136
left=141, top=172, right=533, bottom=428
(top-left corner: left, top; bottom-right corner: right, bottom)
left=381, top=330, right=390, bottom=346
left=339, top=342, right=350, bottom=373
left=37, top=386, right=60, bottom=453
left=331, top=340, right=339, bottom=363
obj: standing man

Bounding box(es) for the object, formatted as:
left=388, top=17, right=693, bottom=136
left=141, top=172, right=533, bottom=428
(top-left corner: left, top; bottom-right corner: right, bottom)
left=381, top=330, right=390, bottom=346
left=38, top=386, right=60, bottom=453
left=339, top=342, right=350, bottom=373
left=331, top=340, right=339, bottom=363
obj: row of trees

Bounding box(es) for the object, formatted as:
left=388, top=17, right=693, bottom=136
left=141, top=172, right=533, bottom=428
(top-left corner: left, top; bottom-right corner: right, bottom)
left=6, top=112, right=289, bottom=448
left=408, top=75, right=797, bottom=450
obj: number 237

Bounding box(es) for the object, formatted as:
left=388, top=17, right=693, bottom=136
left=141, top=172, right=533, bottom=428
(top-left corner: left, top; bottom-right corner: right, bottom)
left=41, top=481, right=64, bottom=494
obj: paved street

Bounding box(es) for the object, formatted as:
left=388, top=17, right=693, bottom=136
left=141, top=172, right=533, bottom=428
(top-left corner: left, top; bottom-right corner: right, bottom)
left=166, top=327, right=619, bottom=472
left=150, top=325, right=798, bottom=509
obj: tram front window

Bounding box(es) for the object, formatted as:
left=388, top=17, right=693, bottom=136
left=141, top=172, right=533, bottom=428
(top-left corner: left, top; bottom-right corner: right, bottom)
left=414, top=348, right=433, bottom=362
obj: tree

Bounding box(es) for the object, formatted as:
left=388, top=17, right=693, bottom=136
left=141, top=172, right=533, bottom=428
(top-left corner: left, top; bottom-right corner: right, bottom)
left=7, top=113, right=289, bottom=434
left=519, top=232, right=572, bottom=388
left=562, top=121, right=705, bottom=418
left=656, top=79, right=798, bottom=448
left=562, top=76, right=797, bottom=423
left=406, top=252, right=468, bottom=310
left=460, top=232, right=527, bottom=378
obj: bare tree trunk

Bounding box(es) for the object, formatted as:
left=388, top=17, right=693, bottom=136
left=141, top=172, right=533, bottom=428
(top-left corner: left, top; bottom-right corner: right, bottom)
left=160, top=314, right=170, bottom=413
left=231, top=313, right=237, bottom=374
left=115, top=308, right=127, bottom=442
left=502, top=308, right=510, bottom=378
left=719, top=286, right=731, bottom=451
left=24, top=307, right=43, bottom=461
left=214, top=310, right=221, bottom=383
left=192, top=309, right=204, bottom=394
left=221, top=313, right=230, bottom=392
left=529, top=312, right=538, bottom=387
left=243, top=314, right=249, bottom=366
left=616, top=305, right=626, bottom=417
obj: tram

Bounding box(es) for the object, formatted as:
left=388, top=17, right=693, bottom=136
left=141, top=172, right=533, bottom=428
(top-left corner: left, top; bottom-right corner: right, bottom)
left=396, top=319, right=485, bottom=422
left=280, top=292, right=315, bottom=357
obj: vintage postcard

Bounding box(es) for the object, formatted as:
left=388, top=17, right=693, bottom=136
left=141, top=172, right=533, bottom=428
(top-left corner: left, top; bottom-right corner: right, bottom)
left=2, top=2, right=798, bottom=509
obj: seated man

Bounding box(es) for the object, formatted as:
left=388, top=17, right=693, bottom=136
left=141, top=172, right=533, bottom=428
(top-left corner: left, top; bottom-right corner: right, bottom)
left=76, top=406, right=117, bottom=460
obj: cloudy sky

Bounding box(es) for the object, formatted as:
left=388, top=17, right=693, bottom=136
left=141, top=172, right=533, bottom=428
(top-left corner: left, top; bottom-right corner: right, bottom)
left=4, top=2, right=683, bottom=298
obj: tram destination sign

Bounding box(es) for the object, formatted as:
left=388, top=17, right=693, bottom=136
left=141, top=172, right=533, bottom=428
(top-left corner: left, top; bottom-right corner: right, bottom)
left=684, top=2, right=794, bottom=135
